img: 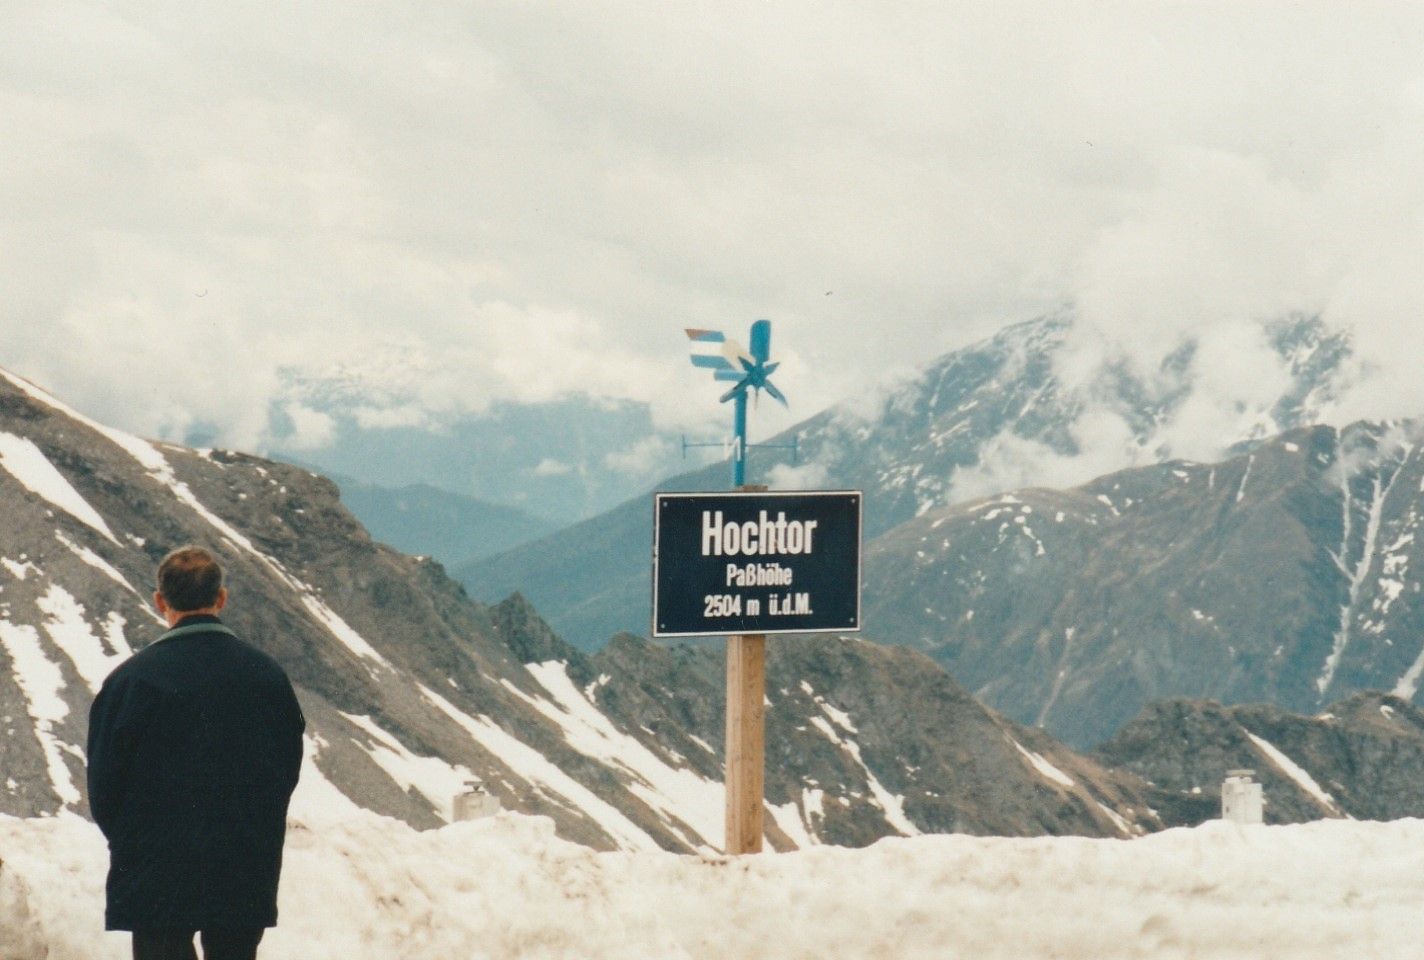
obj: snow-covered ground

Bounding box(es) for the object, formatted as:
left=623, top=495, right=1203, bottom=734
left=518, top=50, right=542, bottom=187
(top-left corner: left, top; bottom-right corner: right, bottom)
left=3, top=792, right=1422, bottom=960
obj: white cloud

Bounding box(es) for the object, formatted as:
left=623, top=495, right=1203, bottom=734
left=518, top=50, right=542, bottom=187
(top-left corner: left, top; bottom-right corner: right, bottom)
left=949, top=409, right=1147, bottom=505
left=530, top=458, right=574, bottom=477
left=767, top=461, right=829, bottom=491
left=3, top=3, right=1424, bottom=454
left=1326, top=421, right=1424, bottom=487
left=1071, top=151, right=1333, bottom=375
left=1153, top=321, right=1295, bottom=463
left=351, top=405, right=433, bottom=431
left=1064, top=137, right=1424, bottom=448
left=602, top=437, right=673, bottom=476
left=279, top=403, right=337, bottom=451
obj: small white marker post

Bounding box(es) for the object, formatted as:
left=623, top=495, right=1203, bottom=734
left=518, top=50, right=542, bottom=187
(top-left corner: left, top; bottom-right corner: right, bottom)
left=1222, top=769, right=1264, bottom=824
left=726, top=483, right=767, bottom=855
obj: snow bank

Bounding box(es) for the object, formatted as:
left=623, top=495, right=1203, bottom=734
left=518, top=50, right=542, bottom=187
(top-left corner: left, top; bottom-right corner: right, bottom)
left=4, top=807, right=1424, bottom=959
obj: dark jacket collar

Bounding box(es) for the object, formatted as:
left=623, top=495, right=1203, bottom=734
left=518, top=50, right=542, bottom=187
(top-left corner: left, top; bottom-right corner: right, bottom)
left=172, top=613, right=224, bottom=628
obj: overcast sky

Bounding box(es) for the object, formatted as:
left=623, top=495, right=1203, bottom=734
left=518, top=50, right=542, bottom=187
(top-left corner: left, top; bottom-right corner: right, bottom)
left=4, top=2, right=1424, bottom=452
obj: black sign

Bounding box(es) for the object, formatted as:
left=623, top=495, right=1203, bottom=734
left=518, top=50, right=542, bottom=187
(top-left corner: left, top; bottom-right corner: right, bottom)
left=652, top=490, right=861, bottom=637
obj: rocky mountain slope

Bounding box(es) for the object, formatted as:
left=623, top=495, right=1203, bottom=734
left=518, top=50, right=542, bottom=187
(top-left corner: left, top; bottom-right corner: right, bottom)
left=460, top=310, right=1349, bottom=649
left=580, top=627, right=1209, bottom=842
left=864, top=419, right=1424, bottom=746
left=334, top=478, right=554, bottom=566
left=1095, top=692, right=1424, bottom=824
left=0, top=367, right=1185, bottom=850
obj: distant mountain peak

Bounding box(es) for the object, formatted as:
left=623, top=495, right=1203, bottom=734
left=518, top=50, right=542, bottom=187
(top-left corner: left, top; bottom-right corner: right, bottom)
left=863, top=415, right=1424, bottom=746
left=461, top=308, right=1358, bottom=649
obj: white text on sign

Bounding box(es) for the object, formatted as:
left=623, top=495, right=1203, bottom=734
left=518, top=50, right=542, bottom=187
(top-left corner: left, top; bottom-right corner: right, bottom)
left=703, top=593, right=811, bottom=617
left=725, top=562, right=794, bottom=587
left=701, top=511, right=819, bottom=556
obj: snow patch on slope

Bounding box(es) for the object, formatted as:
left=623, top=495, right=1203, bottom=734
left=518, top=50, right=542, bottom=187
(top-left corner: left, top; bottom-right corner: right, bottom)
left=36, top=583, right=129, bottom=693
left=842, top=735, right=920, bottom=837
left=1010, top=737, right=1076, bottom=789
left=0, top=622, right=80, bottom=807
left=0, top=432, right=117, bottom=544
left=94, top=434, right=393, bottom=671
left=2, top=557, right=39, bottom=580
left=804, top=704, right=918, bottom=837
left=1094, top=800, right=1134, bottom=837
left=524, top=661, right=725, bottom=852
left=1246, top=732, right=1342, bottom=816
left=0, top=369, right=169, bottom=477
left=418, top=684, right=660, bottom=851
left=1320, top=443, right=1412, bottom=697
left=343, top=713, right=474, bottom=821
left=768, top=799, right=815, bottom=849
left=1392, top=644, right=1424, bottom=700
left=52, top=531, right=147, bottom=606
left=801, top=680, right=859, bottom=734
left=299, top=596, right=390, bottom=667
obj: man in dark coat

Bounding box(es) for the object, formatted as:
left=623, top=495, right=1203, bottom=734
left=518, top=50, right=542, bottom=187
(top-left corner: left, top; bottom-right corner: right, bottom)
left=88, top=546, right=305, bottom=960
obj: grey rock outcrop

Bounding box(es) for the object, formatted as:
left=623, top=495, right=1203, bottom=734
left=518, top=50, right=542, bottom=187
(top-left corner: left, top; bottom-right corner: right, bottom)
left=1095, top=692, right=1424, bottom=824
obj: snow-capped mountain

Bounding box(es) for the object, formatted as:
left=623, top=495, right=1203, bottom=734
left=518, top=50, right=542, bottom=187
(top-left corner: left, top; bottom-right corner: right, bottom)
left=863, top=419, right=1424, bottom=746
left=461, top=309, right=1350, bottom=649
left=0, top=367, right=1182, bottom=848
left=784, top=308, right=1347, bottom=529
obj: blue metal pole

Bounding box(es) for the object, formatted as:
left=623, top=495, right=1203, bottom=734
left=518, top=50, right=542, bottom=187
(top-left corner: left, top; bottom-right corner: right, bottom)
left=733, top=389, right=748, bottom=487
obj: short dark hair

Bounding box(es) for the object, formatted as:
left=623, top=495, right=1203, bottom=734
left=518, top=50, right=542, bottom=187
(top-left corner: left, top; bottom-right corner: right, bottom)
left=157, top=546, right=224, bottom=612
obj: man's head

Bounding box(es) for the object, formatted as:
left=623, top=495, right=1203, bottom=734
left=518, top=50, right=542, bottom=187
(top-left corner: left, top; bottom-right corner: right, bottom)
left=154, top=546, right=228, bottom=625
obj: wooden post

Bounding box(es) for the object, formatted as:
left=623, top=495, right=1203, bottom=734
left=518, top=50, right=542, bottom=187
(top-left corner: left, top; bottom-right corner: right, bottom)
left=725, top=482, right=768, bottom=855
left=725, top=632, right=766, bottom=854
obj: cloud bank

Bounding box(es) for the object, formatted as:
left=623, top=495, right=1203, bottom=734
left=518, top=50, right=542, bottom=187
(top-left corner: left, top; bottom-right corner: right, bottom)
left=3, top=2, right=1424, bottom=454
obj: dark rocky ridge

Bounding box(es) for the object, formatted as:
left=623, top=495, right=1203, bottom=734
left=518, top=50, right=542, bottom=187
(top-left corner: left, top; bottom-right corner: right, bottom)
left=1095, top=692, right=1424, bottom=824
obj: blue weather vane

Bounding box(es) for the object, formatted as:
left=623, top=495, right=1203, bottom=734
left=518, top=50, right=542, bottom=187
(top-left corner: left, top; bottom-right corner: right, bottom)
left=684, top=319, right=798, bottom=488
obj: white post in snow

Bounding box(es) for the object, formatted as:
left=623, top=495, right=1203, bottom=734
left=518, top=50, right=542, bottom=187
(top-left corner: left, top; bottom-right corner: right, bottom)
left=453, top=779, right=502, bottom=821
left=1222, top=769, right=1264, bottom=824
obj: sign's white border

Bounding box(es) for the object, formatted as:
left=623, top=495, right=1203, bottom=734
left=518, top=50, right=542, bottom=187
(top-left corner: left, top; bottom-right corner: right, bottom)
left=651, top=489, right=863, bottom=638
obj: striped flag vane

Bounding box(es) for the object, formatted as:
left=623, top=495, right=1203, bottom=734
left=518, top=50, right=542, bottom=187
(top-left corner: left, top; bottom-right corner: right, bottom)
left=685, top=320, right=788, bottom=408
left=684, top=320, right=790, bottom=487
